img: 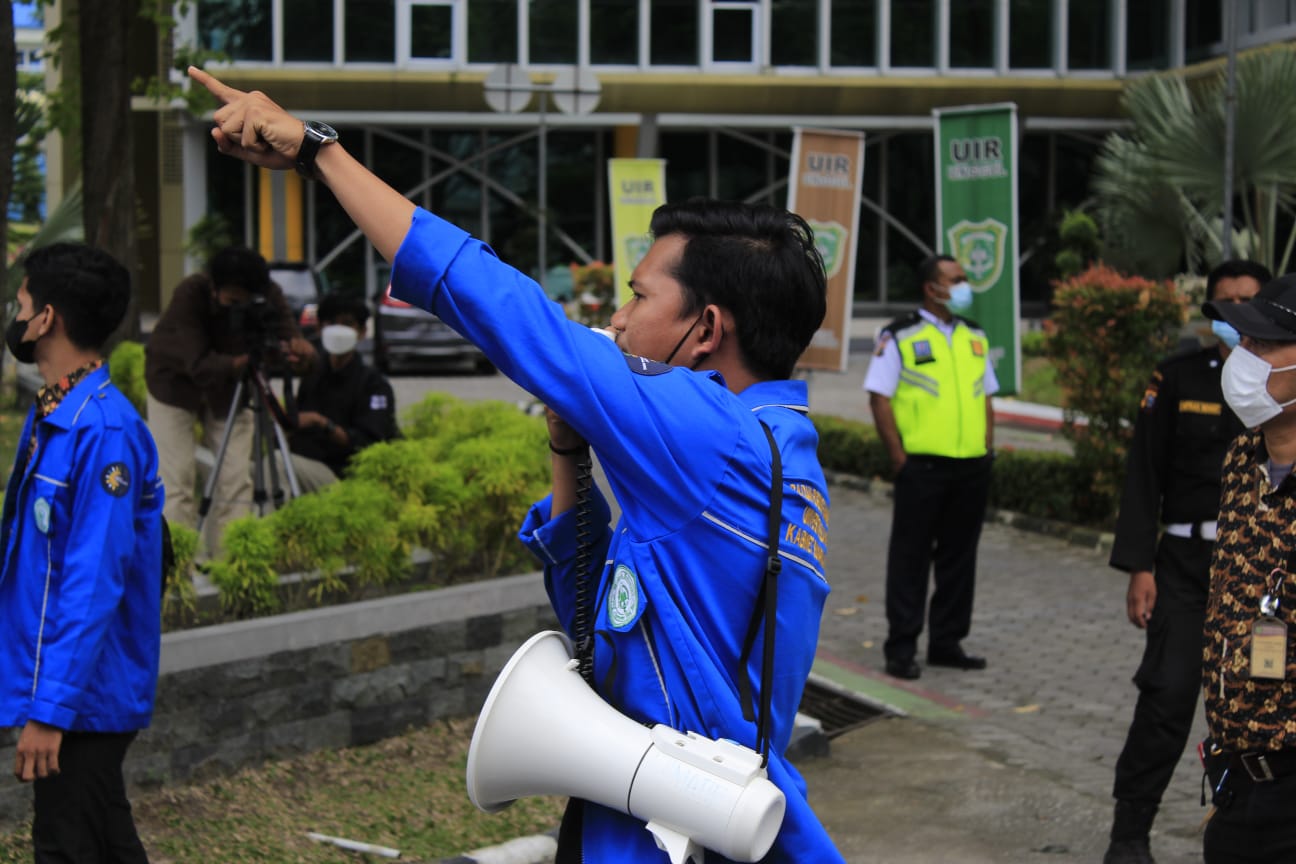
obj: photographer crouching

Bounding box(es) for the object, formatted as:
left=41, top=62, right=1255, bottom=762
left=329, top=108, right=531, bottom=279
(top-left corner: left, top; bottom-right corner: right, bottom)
left=145, top=247, right=315, bottom=557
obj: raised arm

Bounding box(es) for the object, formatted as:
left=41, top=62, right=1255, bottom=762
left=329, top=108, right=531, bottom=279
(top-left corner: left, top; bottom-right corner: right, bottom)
left=188, top=66, right=415, bottom=263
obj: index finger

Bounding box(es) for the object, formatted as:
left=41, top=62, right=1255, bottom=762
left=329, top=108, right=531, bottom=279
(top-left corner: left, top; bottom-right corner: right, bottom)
left=188, top=65, right=243, bottom=104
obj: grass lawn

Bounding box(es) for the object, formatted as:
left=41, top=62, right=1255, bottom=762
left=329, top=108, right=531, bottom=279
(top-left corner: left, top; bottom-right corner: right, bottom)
left=0, top=718, right=566, bottom=863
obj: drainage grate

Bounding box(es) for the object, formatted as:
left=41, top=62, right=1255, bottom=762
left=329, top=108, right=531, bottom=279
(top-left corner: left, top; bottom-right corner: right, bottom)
left=797, top=678, right=888, bottom=738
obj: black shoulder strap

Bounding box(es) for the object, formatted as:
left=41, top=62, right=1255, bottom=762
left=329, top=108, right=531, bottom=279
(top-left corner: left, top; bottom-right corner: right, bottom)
left=738, top=421, right=783, bottom=767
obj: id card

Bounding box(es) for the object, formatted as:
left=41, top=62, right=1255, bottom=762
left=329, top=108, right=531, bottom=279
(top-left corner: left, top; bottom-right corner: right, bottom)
left=1250, top=617, right=1288, bottom=680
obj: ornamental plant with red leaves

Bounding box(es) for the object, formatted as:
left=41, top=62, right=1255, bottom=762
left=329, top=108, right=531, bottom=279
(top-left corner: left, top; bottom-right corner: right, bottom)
left=1044, top=264, right=1185, bottom=524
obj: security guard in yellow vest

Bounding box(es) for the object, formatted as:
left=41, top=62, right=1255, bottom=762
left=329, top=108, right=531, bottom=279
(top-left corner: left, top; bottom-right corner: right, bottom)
left=864, top=255, right=997, bottom=681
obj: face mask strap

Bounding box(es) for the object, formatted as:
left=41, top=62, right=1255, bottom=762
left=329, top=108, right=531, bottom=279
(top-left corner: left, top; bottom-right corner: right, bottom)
left=663, top=312, right=705, bottom=366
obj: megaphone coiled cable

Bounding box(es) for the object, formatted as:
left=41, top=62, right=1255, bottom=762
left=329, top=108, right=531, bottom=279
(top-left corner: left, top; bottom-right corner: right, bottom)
left=571, top=446, right=596, bottom=684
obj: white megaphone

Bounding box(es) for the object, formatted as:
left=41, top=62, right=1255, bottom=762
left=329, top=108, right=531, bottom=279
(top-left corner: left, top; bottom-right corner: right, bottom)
left=466, top=631, right=786, bottom=864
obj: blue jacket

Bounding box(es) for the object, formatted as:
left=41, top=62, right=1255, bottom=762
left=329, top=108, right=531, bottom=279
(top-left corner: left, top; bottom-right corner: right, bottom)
left=392, top=209, right=843, bottom=863
left=0, top=366, right=164, bottom=733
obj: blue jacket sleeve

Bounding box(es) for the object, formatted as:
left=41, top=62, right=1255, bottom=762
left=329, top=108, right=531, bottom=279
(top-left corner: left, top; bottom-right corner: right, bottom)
left=518, top=487, right=614, bottom=634
left=28, top=422, right=154, bottom=728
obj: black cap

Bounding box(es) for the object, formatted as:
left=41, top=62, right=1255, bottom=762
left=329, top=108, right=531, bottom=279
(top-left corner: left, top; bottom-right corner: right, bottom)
left=1203, top=273, right=1296, bottom=341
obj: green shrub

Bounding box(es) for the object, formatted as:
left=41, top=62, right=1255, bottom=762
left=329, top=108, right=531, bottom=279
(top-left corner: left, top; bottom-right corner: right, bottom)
left=813, top=413, right=1102, bottom=527
left=1019, top=329, right=1049, bottom=358
left=1045, top=264, right=1183, bottom=524
left=163, top=522, right=201, bottom=626
left=108, top=341, right=147, bottom=414
left=208, top=395, right=551, bottom=616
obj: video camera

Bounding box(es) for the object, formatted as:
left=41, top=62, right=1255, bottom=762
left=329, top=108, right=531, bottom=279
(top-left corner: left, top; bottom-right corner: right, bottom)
left=226, top=295, right=282, bottom=366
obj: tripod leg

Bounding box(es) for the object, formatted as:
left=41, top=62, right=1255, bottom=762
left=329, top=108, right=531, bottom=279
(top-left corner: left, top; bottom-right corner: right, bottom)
left=250, top=398, right=269, bottom=515
left=261, top=407, right=286, bottom=510
left=271, top=417, right=302, bottom=500
left=197, top=379, right=247, bottom=535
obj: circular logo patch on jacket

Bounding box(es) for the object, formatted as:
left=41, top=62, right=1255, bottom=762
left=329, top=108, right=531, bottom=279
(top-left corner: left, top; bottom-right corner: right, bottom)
left=101, top=462, right=131, bottom=497
left=607, top=565, right=640, bottom=629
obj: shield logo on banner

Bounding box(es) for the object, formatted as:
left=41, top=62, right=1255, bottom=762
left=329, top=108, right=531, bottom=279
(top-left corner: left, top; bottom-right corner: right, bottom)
left=623, top=235, right=653, bottom=272
left=809, top=220, right=847, bottom=279
left=946, top=218, right=1007, bottom=291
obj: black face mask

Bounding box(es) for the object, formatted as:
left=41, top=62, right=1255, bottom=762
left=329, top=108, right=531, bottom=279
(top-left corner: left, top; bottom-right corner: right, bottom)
left=5, top=314, right=39, bottom=364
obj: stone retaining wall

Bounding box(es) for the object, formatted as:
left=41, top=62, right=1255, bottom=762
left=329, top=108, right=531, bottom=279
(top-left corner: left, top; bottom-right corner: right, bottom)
left=0, top=572, right=556, bottom=825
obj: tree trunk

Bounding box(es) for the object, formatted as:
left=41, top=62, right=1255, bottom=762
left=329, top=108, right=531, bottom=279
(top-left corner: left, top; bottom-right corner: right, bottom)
left=0, top=0, right=16, bottom=300
left=79, top=0, right=141, bottom=340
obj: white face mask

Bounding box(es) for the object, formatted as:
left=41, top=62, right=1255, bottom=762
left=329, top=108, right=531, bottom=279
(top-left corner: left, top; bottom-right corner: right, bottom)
left=1221, top=345, right=1296, bottom=428
left=321, top=324, right=359, bottom=356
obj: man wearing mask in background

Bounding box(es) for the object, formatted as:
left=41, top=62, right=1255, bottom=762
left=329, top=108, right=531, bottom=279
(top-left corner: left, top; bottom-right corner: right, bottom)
left=1103, top=259, right=1270, bottom=864
left=288, top=294, right=399, bottom=492
left=1196, top=273, right=1296, bottom=862
left=865, top=254, right=997, bottom=681
left=145, top=247, right=314, bottom=556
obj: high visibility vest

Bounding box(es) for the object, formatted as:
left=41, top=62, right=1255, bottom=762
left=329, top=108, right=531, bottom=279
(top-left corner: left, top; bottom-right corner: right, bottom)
left=889, top=316, right=990, bottom=458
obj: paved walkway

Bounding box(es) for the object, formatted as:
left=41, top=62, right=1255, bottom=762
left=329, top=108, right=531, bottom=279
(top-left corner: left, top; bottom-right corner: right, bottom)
left=804, top=481, right=1206, bottom=863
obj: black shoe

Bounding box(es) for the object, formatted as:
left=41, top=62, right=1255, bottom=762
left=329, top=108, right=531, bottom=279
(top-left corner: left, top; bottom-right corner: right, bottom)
left=885, top=658, right=921, bottom=680
left=927, top=648, right=987, bottom=670
left=1102, top=838, right=1155, bottom=864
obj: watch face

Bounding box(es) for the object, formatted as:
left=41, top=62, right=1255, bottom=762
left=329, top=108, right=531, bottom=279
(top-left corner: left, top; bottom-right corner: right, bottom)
left=306, top=120, right=338, bottom=142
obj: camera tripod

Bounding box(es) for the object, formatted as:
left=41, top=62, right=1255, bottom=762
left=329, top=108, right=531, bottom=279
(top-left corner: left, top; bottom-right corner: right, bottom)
left=196, top=359, right=301, bottom=534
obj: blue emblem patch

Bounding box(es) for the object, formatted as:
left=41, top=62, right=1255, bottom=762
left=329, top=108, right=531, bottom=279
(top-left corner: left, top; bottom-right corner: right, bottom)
left=101, top=462, right=131, bottom=497
left=623, top=353, right=674, bottom=376
left=911, top=339, right=935, bottom=365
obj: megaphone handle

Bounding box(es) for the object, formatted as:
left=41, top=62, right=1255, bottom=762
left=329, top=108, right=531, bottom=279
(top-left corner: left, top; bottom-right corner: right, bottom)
left=646, top=821, right=706, bottom=864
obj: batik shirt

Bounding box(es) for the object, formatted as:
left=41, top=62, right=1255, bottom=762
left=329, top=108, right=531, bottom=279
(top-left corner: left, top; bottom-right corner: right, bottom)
left=1203, top=428, right=1296, bottom=751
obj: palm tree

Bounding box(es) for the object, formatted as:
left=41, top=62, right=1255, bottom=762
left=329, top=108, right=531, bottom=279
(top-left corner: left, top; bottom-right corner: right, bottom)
left=1094, top=47, right=1296, bottom=277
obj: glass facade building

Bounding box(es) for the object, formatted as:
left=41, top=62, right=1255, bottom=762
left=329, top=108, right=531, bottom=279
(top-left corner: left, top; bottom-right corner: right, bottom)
left=145, top=0, right=1292, bottom=313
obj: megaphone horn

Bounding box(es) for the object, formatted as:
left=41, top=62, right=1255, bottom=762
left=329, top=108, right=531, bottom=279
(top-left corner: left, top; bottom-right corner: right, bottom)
left=466, top=630, right=786, bottom=864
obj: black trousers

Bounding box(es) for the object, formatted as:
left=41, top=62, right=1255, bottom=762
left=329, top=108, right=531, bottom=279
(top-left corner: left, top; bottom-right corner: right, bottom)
left=1203, top=770, right=1296, bottom=863
left=32, top=731, right=148, bottom=864
left=883, top=454, right=992, bottom=662
left=1112, top=534, right=1212, bottom=805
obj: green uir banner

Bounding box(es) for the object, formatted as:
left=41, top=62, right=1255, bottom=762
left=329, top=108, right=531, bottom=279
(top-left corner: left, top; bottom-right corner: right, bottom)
left=933, top=103, right=1021, bottom=394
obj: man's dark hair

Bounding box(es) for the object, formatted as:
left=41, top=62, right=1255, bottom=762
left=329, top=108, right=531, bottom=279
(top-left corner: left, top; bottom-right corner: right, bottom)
left=1206, top=259, right=1273, bottom=300
left=649, top=199, right=827, bottom=379
left=318, top=293, right=369, bottom=328
left=917, top=254, right=959, bottom=290
left=208, top=246, right=271, bottom=295
left=21, top=243, right=130, bottom=351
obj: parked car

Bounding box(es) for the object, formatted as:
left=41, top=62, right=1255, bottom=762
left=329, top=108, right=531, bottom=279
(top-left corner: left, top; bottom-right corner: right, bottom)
left=268, top=261, right=324, bottom=338
left=372, top=282, right=493, bottom=374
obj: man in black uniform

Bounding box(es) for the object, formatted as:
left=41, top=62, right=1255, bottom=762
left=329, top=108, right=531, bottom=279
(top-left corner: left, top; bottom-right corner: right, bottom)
left=287, top=294, right=399, bottom=492
left=1102, top=259, right=1271, bottom=864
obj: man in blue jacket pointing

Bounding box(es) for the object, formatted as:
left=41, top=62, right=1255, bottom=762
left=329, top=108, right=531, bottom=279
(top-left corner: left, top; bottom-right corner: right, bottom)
left=0, top=243, right=164, bottom=862
left=188, top=66, right=844, bottom=863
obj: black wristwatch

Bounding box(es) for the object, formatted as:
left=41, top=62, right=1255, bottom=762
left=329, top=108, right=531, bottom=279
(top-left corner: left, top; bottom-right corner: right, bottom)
left=295, top=120, right=338, bottom=181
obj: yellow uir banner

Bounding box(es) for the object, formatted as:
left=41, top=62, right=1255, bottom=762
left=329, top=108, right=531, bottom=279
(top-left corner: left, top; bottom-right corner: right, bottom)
left=787, top=128, right=865, bottom=373
left=607, top=158, right=667, bottom=309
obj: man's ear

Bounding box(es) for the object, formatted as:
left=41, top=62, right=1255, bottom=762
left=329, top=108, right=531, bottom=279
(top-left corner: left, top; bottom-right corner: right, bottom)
left=695, top=304, right=724, bottom=354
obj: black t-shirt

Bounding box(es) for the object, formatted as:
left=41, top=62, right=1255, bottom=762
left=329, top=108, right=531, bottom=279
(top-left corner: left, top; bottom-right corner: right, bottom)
left=290, top=352, right=399, bottom=476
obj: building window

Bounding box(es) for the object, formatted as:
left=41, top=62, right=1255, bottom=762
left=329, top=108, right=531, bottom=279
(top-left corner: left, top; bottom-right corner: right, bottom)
left=712, top=2, right=757, bottom=64
left=890, top=0, right=936, bottom=68
left=770, top=0, right=817, bottom=66
left=950, top=0, right=994, bottom=68
left=469, top=0, right=518, bottom=62
left=591, top=0, right=638, bottom=63
left=530, top=0, right=578, bottom=63
left=198, top=0, right=272, bottom=61
left=1127, top=0, right=1168, bottom=70
left=1068, top=0, right=1110, bottom=70
left=1008, top=0, right=1052, bottom=68
left=409, top=2, right=454, bottom=60
left=347, top=0, right=397, bottom=62
left=1185, top=0, right=1221, bottom=63
left=651, top=0, right=699, bottom=65
left=830, top=0, right=875, bottom=67
left=285, top=0, right=334, bottom=61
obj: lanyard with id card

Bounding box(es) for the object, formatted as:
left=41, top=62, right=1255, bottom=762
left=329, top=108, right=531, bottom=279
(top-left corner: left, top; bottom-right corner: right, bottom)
left=1251, top=567, right=1288, bottom=680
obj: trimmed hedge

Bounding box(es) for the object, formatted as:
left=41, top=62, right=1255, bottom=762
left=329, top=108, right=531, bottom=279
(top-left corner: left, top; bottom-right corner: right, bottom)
left=812, top=414, right=1099, bottom=527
